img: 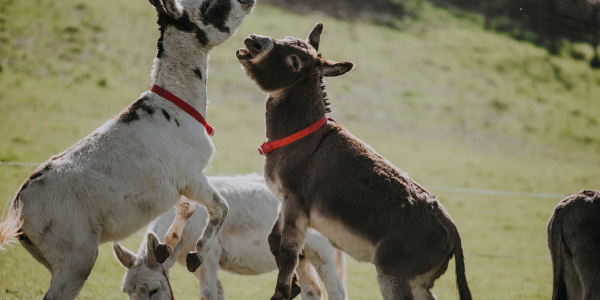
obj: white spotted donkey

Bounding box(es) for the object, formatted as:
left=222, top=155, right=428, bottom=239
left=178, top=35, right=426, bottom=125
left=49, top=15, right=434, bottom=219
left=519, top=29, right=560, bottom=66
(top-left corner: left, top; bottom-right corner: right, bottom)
left=0, top=0, right=255, bottom=299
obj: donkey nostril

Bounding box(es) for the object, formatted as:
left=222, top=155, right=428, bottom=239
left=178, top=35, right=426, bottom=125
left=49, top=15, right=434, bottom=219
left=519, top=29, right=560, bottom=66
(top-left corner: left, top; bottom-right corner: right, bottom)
left=253, top=42, right=263, bottom=52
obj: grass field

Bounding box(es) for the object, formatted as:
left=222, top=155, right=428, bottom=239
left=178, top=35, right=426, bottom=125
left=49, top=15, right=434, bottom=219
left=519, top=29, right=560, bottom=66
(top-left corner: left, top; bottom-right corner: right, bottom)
left=1, top=0, right=599, bottom=299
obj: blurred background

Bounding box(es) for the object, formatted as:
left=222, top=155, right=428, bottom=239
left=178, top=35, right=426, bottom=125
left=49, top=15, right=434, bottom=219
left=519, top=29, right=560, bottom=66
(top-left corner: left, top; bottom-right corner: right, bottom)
left=264, top=0, right=600, bottom=67
left=0, top=0, right=598, bottom=299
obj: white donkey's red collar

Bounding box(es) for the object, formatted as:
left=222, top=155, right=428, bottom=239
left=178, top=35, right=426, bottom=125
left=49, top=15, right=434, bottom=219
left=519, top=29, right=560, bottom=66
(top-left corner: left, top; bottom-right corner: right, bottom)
left=151, top=85, right=214, bottom=136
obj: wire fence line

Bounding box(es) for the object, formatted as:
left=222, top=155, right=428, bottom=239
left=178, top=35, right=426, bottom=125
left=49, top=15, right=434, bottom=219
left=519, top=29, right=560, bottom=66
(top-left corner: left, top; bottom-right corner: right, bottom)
left=1, top=161, right=568, bottom=200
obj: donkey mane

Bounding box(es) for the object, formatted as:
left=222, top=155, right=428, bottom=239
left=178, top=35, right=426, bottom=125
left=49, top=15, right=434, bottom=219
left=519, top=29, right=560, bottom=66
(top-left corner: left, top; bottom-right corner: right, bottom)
left=320, top=76, right=331, bottom=113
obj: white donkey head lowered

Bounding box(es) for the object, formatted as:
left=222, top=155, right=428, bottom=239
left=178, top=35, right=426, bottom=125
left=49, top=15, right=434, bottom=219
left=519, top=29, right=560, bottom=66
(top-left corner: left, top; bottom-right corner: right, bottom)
left=113, top=232, right=173, bottom=300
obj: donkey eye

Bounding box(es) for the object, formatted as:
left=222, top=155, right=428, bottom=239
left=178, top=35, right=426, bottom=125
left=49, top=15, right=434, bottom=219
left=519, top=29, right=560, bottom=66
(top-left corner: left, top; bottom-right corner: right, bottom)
left=149, top=289, right=158, bottom=297
left=290, top=56, right=300, bottom=70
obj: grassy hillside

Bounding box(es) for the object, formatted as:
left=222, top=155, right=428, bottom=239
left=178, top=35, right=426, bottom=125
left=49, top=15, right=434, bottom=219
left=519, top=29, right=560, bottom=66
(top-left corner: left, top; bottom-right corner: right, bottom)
left=1, top=0, right=599, bottom=299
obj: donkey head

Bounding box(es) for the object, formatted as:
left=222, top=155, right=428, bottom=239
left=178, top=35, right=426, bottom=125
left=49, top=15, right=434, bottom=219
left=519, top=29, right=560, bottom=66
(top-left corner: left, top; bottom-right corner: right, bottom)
left=150, top=0, right=255, bottom=52
left=113, top=232, right=172, bottom=300
left=236, top=23, right=354, bottom=93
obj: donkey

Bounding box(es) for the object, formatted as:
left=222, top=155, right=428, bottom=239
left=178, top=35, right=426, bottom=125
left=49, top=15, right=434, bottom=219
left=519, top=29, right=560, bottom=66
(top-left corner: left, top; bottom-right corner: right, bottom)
left=0, top=0, right=254, bottom=299
left=113, top=174, right=349, bottom=300
left=547, top=189, right=600, bottom=300
left=236, top=23, right=472, bottom=300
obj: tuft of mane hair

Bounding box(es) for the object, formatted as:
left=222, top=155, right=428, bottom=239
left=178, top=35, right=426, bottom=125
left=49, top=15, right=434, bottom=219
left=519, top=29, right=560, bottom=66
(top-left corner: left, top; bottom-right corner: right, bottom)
left=320, top=76, right=331, bottom=113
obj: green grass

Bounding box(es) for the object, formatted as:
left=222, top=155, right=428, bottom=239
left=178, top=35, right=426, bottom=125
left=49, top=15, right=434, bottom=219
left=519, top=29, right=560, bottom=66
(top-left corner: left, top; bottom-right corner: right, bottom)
left=1, top=0, right=599, bottom=299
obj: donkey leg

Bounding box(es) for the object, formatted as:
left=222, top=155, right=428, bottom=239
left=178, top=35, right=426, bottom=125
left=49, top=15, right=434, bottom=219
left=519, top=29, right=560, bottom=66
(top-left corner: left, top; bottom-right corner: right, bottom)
left=267, top=210, right=284, bottom=266
left=376, top=268, right=414, bottom=300
left=574, top=246, right=600, bottom=299
left=334, top=249, right=349, bottom=297
left=268, top=212, right=302, bottom=300
left=304, top=238, right=347, bottom=300
left=183, top=175, right=229, bottom=272
left=296, top=253, right=322, bottom=300
left=19, top=234, right=52, bottom=271
left=271, top=200, right=308, bottom=300
left=41, top=230, right=99, bottom=299
left=194, top=241, right=225, bottom=300
left=155, top=197, right=196, bottom=263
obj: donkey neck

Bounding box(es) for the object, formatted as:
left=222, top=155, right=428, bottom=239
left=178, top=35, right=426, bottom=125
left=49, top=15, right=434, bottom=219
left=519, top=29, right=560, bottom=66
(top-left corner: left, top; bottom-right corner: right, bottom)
left=151, top=31, right=213, bottom=117
left=265, top=75, right=328, bottom=141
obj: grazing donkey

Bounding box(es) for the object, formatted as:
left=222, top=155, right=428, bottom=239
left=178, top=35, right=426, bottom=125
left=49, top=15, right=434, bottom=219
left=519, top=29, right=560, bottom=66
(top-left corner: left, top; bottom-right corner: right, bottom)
left=547, top=189, right=600, bottom=300
left=236, top=23, right=472, bottom=300
left=113, top=174, right=349, bottom=300
left=0, top=0, right=254, bottom=299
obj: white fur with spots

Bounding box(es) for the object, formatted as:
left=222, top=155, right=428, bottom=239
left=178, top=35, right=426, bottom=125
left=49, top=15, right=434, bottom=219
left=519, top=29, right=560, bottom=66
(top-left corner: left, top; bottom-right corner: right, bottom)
left=0, top=1, right=254, bottom=299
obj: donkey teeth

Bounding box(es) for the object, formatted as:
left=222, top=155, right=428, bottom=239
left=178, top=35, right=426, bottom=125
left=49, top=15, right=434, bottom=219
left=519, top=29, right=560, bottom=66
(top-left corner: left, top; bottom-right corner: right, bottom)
left=236, top=48, right=251, bottom=59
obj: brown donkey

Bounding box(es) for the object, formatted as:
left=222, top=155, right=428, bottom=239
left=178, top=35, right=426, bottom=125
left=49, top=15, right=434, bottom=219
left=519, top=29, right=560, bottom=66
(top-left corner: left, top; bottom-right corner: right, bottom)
left=236, top=23, right=472, bottom=300
left=547, top=190, right=600, bottom=300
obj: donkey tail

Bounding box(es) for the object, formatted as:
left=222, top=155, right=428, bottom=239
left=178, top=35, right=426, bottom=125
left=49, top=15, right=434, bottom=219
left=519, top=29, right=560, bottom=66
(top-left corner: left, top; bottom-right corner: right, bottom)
left=0, top=201, right=24, bottom=251
left=453, top=233, right=472, bottom=300
left=547, top=213, right=567, bottom=300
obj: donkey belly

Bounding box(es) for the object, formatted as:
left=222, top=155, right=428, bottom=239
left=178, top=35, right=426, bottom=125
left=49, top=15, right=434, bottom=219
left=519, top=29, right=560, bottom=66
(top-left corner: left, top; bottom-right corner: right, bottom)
left=95, top=182, right=181, bottom=243
left=310, top=212, right=376, bottom=262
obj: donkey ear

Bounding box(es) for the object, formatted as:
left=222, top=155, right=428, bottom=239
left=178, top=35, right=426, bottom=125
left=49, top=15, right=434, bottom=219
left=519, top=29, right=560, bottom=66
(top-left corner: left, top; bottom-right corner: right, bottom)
left=306, top=23, right=324, bottom=51
left=112, top=242, right=137, bottom=270
left=145, top=232, right=161, bottom=268
left=317, top=60, right=355, bottom=77
left=149, top=0, right=184, bottom=19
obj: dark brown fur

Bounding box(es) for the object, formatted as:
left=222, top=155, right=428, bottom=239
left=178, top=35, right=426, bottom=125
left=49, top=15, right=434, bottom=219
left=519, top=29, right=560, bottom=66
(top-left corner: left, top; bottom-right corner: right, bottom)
left=151, top=0, right=233, bottom=57
left=118, top=96, right=155, bottom=124
left=237, top=23, right=471, bottom=300
left=547, top=190, right=600, bottom=300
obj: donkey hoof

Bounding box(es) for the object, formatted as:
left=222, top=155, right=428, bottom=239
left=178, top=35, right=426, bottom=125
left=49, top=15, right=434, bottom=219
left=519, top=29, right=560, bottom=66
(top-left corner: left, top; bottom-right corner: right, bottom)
left=154, top=243, right=171, bottom=264
left=289, top=274, right=301, bottom=299
left=186, top=252, right=203, bottom=272
left=270, top=291, right=285, bottom=300
left=290, top=282, right=301, bottom=300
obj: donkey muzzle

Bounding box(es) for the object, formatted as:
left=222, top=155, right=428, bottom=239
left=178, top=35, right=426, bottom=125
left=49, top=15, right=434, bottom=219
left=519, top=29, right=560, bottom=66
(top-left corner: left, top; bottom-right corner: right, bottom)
left=243, top=34, right=273, bottom=57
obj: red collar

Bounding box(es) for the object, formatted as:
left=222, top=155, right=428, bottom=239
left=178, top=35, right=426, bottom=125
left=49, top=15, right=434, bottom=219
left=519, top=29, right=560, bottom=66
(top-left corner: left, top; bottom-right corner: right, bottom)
left=259, top=116, right=328, bottom=155
left=161, top=264, right=174, bottom=300
left=151, top=84, right=214, bottom=136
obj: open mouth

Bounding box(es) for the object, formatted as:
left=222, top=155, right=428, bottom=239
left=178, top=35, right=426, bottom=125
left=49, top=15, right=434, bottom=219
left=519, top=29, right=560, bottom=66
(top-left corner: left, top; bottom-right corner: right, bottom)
left=237, top=0, right=254, bottom=11
left=236, top=47, right=253, bottom=60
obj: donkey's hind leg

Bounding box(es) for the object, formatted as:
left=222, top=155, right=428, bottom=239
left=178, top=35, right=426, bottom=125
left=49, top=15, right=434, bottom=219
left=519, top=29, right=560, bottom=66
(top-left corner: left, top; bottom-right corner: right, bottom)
left=296, top=253, right=322, bottom=300
left=304, top=232, right=347, bottom=300
left=155, top=197, right=196, bottom=263
left=31, top=224, right=99, bottom=300
left=376, top=268, right=414, bottom=300
left=194, top=241, right=225, bottom=300
left=19, top=234, right=51, bottom=271
left=182, top=174, right=228, bottom=272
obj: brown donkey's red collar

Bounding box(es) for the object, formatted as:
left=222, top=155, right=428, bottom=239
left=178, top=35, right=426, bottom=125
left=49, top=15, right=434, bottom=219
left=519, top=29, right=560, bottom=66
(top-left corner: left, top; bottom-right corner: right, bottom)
left=151, top=85, right=214, bottom=136
left=259, top=116, right=328, bottom=155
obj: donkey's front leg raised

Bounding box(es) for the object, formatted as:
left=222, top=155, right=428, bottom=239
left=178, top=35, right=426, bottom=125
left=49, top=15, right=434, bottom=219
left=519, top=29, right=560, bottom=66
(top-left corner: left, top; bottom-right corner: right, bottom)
left=155, top=197, right=196, bottom=263
left=268, top=209, right=302, bottom=299
left=270, top=199, right=309, bottom=300
left=268, top=210, right=284, bottom=265
left=183, top=175, right=229, bottom=272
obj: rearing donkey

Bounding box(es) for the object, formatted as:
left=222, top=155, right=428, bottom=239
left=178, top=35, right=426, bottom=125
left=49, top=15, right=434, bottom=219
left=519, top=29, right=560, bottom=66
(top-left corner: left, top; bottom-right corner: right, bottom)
left=0, top=0, right=254, bottom=299
left=236, top=23, right=472, bottom=300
